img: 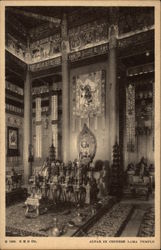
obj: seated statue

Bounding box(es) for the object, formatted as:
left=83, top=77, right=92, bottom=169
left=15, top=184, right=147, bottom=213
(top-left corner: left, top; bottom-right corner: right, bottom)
left=79, top=140, right=91, bottom=163
left=39, top=157, right=50, bottom=181
left=98, top=165, right=108, bottom=198
left=126, top=163, right=135, bottom=172
left=136, top=157, right=148, bottom=178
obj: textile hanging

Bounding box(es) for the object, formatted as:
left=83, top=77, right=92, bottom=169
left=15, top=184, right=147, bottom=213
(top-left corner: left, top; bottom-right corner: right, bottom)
left=52, top=124, right=58, bottom=158
left=35, top=125, right=42, bottom=158
left=72, top=70, right=105, bottom=130
left=126, top=84, right=135, bottom=152
left=51, top=95, right=58, bottom=120
left=35, top=97, right=41, bottom=122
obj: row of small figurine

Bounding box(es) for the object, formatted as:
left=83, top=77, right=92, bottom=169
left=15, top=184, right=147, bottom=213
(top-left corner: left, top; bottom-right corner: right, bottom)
left=29, top=170, right=99, bottom=204
left=40, top=157, right=94, bottom=176
left=126, top=157, right=154, bottom=177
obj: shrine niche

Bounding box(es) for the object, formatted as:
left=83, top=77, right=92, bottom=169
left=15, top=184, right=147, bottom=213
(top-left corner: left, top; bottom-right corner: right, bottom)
left=7, top=126, right=20, bottom=156
left=78, top=123, right=96, bottom=165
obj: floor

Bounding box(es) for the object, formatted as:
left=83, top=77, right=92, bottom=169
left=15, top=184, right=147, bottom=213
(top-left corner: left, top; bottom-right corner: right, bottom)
left=5, top=193, right=154, bottom=237
left=120, top=194, right=154, bottom=237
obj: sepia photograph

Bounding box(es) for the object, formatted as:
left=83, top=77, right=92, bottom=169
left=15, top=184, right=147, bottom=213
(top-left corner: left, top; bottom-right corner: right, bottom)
left=0, top=1, right=160, bottom=249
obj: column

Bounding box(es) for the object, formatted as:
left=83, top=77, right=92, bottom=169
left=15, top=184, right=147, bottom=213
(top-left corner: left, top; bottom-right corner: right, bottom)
left=51, top=91, right=58, bottom=158
left=23, top=69, right=32, bottom=184
left=35, top=96, right=42, bottom=158
left=61, top=13, right=70, bottom=163
left=108, top=8, right=119, bottom=161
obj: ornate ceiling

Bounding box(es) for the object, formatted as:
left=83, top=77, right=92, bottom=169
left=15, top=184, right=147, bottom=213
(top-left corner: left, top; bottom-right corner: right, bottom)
left=5, top=6, right=154, bottom=88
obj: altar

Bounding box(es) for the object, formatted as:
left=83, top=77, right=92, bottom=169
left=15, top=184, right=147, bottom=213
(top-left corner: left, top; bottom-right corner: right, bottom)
left=26, top=124, right=111, bottom=219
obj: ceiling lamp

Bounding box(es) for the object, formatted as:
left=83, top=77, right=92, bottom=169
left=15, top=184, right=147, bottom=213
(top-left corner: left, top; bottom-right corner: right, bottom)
left=146, top=51, right=150, bottom=57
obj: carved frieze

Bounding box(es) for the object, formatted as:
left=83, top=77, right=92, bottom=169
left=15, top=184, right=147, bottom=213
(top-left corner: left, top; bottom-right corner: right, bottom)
left=118, top=30, right=154, bottom=49
left=29, top=57, right=62, bottom=72
left=30, top=33, right=61, bottom=63
left=118, top=7, right=154, bottom=35
left=69, top=20, right=109, bottom=51
left=6, top=33, right=27, bottom=62
left=69, top=43, right=109, bottom=62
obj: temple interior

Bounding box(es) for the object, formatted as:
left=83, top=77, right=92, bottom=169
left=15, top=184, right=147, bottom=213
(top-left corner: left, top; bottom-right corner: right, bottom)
left=5, top=6, right=155, bottom=237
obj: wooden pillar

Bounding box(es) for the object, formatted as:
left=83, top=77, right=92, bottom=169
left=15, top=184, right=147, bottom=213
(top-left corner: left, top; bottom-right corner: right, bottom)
left=35, top=96, right=42, bottom=158
left=108, top=8, right=119, bottom=161
left=51, top=91, right=58, bottom=158
left=23, top=69, right=32, bottom=184
left=61, top=14, right=70, bottom=163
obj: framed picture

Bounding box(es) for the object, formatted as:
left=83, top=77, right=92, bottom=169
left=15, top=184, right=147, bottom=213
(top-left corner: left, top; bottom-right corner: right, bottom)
left=7, top=126, right=19, bottom=156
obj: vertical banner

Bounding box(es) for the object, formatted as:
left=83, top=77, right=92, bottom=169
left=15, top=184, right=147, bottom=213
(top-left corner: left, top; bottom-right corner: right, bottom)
left=126, top=84, right=135, bottom=152
left=51, top=94, right=58, bottom=158
left=35, top=97, right=42, bottom=158
left=52, top=124, right=58, bottom=158
left=35, top=97, right=41, bottom=122
left=51, top=95, right=58, bottom=120
left=35, top=125, right=42, bottom=158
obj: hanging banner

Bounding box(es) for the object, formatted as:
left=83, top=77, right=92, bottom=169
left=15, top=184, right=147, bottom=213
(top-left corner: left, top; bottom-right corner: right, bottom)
left=52, top=124, right=58, bottom=158
left=73, top=70, right=105, bottom=120
left=35, top=125, right=42, bottom=158
left=51, top=95, right=58, bottom=121
left=126, top=84, right=135, bottom=152
left=35, top=97, right=41, bottom=122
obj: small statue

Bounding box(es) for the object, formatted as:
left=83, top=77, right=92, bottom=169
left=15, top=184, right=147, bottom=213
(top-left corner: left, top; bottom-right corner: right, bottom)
left=51, top=174, right=61, bottom=204
left=89, top=172, right=99, bottom=203
left=11, top=168, right=20, bottom=189
left=98, top=165, right=108, bottom=198
left=40, top=158, right=50, bottom=181
left=126, top=163, right=135, bottom=172
left=137, top=157, right=147, bottom=179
